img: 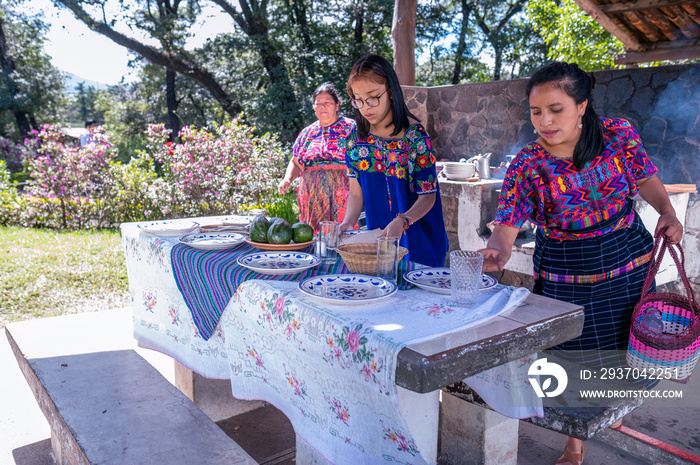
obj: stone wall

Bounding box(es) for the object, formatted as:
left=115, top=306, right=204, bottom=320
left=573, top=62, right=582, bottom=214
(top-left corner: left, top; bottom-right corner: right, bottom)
left=403, top=64, right=700, bottom=294
left=403, top=63, right=700, bottom=187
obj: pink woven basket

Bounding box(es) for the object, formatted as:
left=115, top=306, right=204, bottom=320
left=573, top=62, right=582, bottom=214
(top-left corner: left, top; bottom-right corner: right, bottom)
left=626, top=231, right=700, bottom=383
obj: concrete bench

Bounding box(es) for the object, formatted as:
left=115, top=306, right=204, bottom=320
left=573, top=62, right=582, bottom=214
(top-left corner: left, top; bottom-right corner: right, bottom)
left=438, top=351, right=647, bottom=465
left=5, top=310, right=258, bottom=465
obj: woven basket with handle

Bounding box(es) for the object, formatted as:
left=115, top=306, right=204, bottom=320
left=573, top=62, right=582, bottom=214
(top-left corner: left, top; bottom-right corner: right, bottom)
left=337, top=243, right=408, bottom=275
left=626, top=230, right=700, bottom=383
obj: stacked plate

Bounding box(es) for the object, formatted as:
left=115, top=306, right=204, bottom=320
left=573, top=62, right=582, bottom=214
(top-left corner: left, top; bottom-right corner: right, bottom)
left=442, top=162, right=476, bottom=181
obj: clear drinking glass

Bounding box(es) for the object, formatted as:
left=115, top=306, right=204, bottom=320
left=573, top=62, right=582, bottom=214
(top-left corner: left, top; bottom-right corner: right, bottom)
left=316, top=221, right=339, bottom=264
left=376, top=236, right=400, bottom=283
left=450, top=250, right=484, bottom=306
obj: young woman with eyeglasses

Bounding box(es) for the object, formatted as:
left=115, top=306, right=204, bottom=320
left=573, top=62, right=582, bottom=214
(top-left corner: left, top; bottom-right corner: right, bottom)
left=338, top=54, right=448, bottom=267
left=278, top=82, right=356, bottom=232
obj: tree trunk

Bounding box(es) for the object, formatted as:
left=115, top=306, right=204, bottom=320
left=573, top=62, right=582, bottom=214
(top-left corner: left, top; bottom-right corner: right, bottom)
left=354, top=1, right=364, bottom=46
left=13, top=111, right=31, bottom=138
left=54, top=0, right=242, bottom=118
left=166, top=69, right=180, bottom=141
left=289, top=0, right=315, bottom=80
left=452, top=0, right=472, bottom=84
left=493, top=43, right=502, bottom=81
left=392, top=0, right=416, bottom=86
left=208, top=0, right=303, bottom=137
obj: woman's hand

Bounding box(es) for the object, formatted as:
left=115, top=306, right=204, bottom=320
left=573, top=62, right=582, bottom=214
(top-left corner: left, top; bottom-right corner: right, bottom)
left=478, top=224, right=519, bottom=272
left=337, top=221, right=355, bottom=235
left=279, top=158, right=301, bottom=195
left=656, top=212, right=683, bottom=244
left=381, top=217, right=404, bottom=238
left=478, top=247, right=510, bottom=272
left=277, top=179, right=291, bottom=195
left=637, top=175, right=684, bottom=245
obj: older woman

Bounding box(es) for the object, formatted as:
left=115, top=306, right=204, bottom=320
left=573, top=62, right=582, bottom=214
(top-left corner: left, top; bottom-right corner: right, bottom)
left=278, top=82, right=356, bottom=231
left=480, top=62, right=682, bottom=465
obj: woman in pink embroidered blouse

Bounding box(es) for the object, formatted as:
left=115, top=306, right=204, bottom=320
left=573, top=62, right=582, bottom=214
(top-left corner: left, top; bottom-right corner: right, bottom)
left=479, top=62, right=682, bottom=465
left=278, top=82, right=355, bottom=231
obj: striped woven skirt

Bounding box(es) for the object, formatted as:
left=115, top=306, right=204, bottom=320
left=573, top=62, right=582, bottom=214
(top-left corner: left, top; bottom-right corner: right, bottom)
left=297, top=164, right=349, bottom=232
left=533, top=202, right=655, bottom=371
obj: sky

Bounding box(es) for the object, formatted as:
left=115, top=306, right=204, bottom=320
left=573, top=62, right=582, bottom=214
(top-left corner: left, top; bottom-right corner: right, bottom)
left=27, top=0, right=233, bottom=86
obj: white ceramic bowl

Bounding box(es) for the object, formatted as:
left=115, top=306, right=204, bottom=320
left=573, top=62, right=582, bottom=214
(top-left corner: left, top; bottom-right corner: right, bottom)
left=442, top=162, right=475, bottom=178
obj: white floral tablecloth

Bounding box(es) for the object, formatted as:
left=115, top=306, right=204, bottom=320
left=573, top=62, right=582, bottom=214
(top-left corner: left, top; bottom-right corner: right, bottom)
left=121, top=221, right=535, bottom=465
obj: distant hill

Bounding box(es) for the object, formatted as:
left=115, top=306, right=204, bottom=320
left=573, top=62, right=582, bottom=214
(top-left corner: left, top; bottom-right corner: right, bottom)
left=64, top=73, right=111, bottom=93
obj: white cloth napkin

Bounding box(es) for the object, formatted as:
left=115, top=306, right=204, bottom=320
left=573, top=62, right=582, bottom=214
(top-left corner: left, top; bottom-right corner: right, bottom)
left=338, top=228, right=383, bottom=246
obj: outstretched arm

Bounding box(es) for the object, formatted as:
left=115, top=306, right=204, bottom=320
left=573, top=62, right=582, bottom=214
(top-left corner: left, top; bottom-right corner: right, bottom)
left=478, top=225, right=520, bottom=272
left=636, top=175, right=683, bottom=244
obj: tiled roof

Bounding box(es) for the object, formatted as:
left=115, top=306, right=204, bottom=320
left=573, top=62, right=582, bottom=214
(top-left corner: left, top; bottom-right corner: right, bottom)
left=573, top=0, right=700, bottom=64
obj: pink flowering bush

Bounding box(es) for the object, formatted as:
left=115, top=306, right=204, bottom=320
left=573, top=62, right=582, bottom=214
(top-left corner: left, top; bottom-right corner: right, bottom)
left=23, top=125, right=116, bottom=228
left=3, top=119, right=289, bottom=229
left=145, top=120, right=286, bottom=217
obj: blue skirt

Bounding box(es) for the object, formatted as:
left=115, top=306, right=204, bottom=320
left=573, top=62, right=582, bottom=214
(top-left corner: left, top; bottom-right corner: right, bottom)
left=533, top=202, right=654, bottom=371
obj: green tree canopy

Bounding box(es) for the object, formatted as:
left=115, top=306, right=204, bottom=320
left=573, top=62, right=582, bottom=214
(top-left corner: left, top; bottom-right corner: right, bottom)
left=527, top=0, right=624, bottom=71
left=0, top=4, right=65, bottom=138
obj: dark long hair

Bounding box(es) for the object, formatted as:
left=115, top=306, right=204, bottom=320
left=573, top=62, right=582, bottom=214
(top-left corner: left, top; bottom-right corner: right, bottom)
left=526, top=62, right=604, bottom=170
left=346, top=54, right=418, bottom=140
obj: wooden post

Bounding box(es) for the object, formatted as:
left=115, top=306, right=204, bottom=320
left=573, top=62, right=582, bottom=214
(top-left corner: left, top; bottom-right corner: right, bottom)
left=392, top=0, right=417, bottom=86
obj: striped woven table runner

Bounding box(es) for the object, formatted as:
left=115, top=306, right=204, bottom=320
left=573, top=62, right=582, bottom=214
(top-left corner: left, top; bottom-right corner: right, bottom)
left=171, top=243, right=417, bottom=340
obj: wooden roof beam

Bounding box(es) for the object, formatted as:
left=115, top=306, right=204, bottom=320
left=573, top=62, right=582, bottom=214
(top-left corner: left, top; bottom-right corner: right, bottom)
left=600, top=0, right=696, bottom=14
left=614, top=38, right=700, bottom=63
left=573, top=0, right=645, bottom=51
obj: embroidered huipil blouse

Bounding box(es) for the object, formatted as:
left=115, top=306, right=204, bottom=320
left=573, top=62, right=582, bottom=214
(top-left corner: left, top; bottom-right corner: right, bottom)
left=293, top=116, right=355, bottom=167
left=345, top=123, right=448, bottom=267
left=494, top=118, right=658, bottom=240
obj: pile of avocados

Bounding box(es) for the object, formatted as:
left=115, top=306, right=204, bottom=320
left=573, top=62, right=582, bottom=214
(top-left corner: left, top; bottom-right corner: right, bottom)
left=249, top=215, right=314, bottom=245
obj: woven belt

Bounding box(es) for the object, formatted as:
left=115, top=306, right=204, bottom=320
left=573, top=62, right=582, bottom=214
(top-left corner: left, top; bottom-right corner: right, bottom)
left=540, top=210, right=635, bottom=241
left=537, top=251, right=652, bottom=284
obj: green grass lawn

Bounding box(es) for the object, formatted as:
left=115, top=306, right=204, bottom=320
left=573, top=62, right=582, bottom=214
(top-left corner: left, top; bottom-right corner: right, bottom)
left=0, top=226, right=130, bottom=327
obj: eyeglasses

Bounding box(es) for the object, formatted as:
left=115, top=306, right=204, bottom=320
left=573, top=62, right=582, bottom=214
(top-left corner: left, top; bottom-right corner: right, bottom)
left=350, top=90, right=387, bottom=109
left=313, top=101, right=336, bottom=109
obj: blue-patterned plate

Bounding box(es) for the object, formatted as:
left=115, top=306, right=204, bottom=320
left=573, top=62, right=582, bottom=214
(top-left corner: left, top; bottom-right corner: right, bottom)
left=298, top=274, right=398, bottom=305
left=403, top=268, right=497, bottom=294
left=179, top=232, right=246, bottom=250
left=342, top=230, right=364, bottom=235
left=238, top=252, right=321, bottom=275
left=138, top=220, right=199, bottom=237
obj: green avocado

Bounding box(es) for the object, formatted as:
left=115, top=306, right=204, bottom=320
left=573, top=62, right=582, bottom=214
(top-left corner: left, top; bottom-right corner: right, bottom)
left=250, top=215, right=270, bottom=243
left=267, top=219, right=293, bottom=244
left=292, top=222, right=314, bottom=243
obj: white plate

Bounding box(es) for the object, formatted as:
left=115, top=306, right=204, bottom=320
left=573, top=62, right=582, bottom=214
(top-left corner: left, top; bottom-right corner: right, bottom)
left=443, top=172, right=474, bottom=181
left=199, top=216, right=252, bottom=227
left=179, top=232, right=246, bottom=250
left=138, top=220, right=199, bottom=237
left=298, top=274, right=397, bottom=305
left=221, top=216, right=252, bottom=226
left=238, top=252, right=321, bottom=275
left=403, top=268, right=498, bottom=294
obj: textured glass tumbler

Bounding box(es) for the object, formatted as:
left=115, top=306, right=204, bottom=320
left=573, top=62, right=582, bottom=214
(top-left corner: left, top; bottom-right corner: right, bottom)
left=316, top=221, right=339, bottom=264
left=450, top=250, right=483, bottom=306
left=376, top=236, right=400, bottom=283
